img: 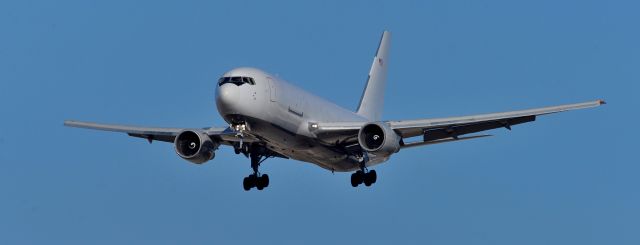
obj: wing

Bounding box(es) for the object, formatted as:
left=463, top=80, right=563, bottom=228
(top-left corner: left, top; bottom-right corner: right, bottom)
left=63, top=120, right=257, bottom=145
left=311, top=100, right=605, bottom=148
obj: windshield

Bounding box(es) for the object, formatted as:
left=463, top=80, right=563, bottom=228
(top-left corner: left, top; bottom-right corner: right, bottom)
left=218, top=76, right=255, bottom=86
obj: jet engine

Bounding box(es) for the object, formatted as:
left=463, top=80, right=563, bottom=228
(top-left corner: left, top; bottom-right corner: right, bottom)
left=357, top=122, right=401, bottom=154
left=174, top=130, right=219, bottom=164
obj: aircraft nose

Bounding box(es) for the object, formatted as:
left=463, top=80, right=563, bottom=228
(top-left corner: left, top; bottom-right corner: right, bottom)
left=215, top=84, right=237, bottom=113
left=216, top=84, right=233, bottom=107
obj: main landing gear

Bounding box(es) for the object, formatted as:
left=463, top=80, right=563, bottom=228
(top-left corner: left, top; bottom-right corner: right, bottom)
left=351, top=169, right=377, bottom=187
left=230, top=122, right=270, bottom=191
left=242, top=150, right=270, bottom=191
left=350, top=155, right=377, bottom=187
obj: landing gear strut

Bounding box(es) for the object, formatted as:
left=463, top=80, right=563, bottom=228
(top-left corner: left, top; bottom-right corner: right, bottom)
left=232, top=123, right=249, bottom=155
left=242, top=150, right=270, bottom=191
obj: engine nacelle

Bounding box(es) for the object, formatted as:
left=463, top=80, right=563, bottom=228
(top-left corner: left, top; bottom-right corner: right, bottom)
left=174, top=130, right=219, bottom=164
left=357, top=122, right=401, bottom=154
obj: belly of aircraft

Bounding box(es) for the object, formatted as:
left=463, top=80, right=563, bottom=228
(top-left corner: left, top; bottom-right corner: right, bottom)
left=243, top=116, right=360, bottom=172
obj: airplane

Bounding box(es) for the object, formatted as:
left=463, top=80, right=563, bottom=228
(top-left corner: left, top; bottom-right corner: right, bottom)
left=65, top=31, right=605, bottom=191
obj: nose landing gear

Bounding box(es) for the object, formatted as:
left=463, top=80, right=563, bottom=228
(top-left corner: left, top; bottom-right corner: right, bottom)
left=232, top=123, right=248, bottom=155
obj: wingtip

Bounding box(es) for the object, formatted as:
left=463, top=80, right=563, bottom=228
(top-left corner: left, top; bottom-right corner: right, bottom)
left=598, top=99, right=606, bottom=105
left=63, top=120, right=80, bottom=127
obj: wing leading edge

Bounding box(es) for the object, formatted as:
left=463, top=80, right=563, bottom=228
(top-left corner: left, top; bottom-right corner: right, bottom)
left=311, top=99, right=605, bottom=147
left=64, top=120, right=241, bottom=143
left=67, top=100, right=604, bottom=150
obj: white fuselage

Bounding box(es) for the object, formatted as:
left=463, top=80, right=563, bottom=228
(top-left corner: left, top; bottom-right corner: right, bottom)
left=215, top=67, right=388, bottom=172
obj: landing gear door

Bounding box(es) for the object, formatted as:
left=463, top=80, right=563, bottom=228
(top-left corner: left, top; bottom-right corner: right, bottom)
left=267, top=77, right=277, bottom=102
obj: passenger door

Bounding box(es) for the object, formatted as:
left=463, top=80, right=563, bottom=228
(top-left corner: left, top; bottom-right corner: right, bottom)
left=267, top=77, right=277, bottom=102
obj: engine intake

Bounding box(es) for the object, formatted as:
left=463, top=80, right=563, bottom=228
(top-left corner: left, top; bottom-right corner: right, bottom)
left=174, top=130, right=219, bottom=164
left=357, top=122, right=401, bottom=154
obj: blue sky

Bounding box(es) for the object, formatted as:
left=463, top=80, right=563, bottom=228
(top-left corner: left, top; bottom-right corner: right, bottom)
left=1, top=0, right=638, bottom=244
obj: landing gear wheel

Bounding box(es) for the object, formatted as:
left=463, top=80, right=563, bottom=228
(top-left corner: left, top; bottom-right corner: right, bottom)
left=256, top=178, right=265, bottom=190
left=351, top=171, right=366, bottom=187
left=351, top=173, right=359, bottom=187
left=364, top=176, right=372, bottom=186
left=234, top=147, right=241, bottom=155
left=369, top=170, right=377, bottom=184
left=255, top=174, right=269, bottom=190
left=243, top=146, right=273, bottom=191
left=350, top=169, right=378, bottom=187
left=262, top=174, right=269, bottom=187
left=356, top=170, right=365, bottom=185
left=250, top=174, right=257, bottom=189
left=242, top=176, right=251, bottom=191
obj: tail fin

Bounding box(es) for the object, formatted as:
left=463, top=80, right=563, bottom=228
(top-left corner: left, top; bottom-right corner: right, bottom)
left=357, top=31, right=391, bottom=121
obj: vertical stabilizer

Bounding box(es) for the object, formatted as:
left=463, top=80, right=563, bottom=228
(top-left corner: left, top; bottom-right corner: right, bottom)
left=357, top=31, right=391, bottom=121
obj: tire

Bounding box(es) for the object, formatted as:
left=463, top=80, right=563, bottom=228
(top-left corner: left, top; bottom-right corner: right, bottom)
left=248, top=174, right=257, bottom=188
left=363, top=174, right=372, bottom=186
left=243, top=177, right=251, bottom=191
left=350, top=173, right=359, bottom=187
left=356, top=171, right=365, bottom=185
left=256, top=175, right=266, bottom=190
left=369, top=170, right=377, bottom=184
left=262, top=174, right=270, bottom=187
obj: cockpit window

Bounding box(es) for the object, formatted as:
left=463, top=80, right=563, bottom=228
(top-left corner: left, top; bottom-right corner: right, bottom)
left=218, top=76, right=256, bottom=86
left=231, top=76, right=242, bottom=83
